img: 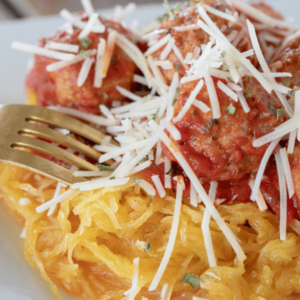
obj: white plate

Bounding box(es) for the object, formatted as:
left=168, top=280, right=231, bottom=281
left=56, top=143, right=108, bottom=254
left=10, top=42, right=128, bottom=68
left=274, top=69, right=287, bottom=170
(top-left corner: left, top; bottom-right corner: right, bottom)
left=0, top=1, right=300, bottom=300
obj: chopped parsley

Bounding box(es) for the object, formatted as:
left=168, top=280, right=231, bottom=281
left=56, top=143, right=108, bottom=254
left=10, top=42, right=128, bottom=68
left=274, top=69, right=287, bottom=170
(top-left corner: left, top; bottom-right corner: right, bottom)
left=290, top=89, right=295, bottom=95
left=283, top=78, right=290, bottom=87
left=221, top=65, right=230, bottom=71
left=226, top=77, right=232, bottom=83
left=97, top=164, right=115, bottom=171
left=80, top=37, right=92, bottom=49
left=147, top=113, right=157, bottom=122
left=109, top=176, right=115, bottom=180
left=144, top=241, right=151, bottom=253
left=277, top=108, right=284, bottom=120
left=164, top=0, right=174, bottom=19
left=225, top=103, right=236, bottom=115
left=171, top=3, right=181, bottom=12
left=172, top=98, right=177, bottom=106
left=157, top=14, right=169, bottom=23
left=248, top=76, right=251, bottom=83
left=79, top=50, right=89, bottom=59
left=102, top=93, right=109, bottom=100
left=176, top=87, right=180, bottom=94
left=132, top=178, right=140, bottom=185
left=139, top=157, right=148, bottom=164
left=175, top=62, right=180, bottom=72
left=221, top=51, right=226, bottom=58
left=180, top=273, right=204, bottom=290
left=244, top=89, right=252, bottom=98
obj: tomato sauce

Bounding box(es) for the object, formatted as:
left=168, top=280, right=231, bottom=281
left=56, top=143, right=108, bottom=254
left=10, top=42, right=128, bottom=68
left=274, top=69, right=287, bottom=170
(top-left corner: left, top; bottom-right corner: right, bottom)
left=26, top=14, right=138, bottom=114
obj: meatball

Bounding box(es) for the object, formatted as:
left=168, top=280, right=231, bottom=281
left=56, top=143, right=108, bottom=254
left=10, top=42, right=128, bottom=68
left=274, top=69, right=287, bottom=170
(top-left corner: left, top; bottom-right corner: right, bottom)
left=151, top=0, right=253, bottom=83
left=26, top=14, right=137, bottom=114
left=162, top=76, right=284, bottom=181
left=271, top=35, right=300, bottom=90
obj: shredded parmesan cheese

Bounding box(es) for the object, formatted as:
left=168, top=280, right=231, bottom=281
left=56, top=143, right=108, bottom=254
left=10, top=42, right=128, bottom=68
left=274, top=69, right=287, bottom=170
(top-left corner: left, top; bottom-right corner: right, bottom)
left=77, top=57, right=95, bottom=87
left=12, top=41, right=76, bottom=61
left=151, top=175, right=166, bottom=198
left=249, top=179, right=268, bottom=211
left=204, top=73, right=221, bottom=119
left=217, top=81, right=238, bottom=101
left=46, top=41, right=79, bottom=53
left=100, top=30, right=117, bottom=78
left=275, top=152, right=287, bottom=241
left=128, top=257, right=139, bottom=300
left=251, top=138, right=281, bottom=201
left=202, top=181, right=218, bottom=268
left=148, top=182, right=183, bottom=291
left=36, top=189, right=77, bottom=213
left=204, top=4, right=236, bottom=22
left=280, top=147, right=295, bottom=198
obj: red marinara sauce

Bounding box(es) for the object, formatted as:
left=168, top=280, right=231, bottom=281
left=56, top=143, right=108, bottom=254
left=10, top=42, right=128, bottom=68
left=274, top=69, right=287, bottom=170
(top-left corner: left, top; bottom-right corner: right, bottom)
left=162, top=76, right=284, bottom=182
left=26, top=14, right=137, bottom=114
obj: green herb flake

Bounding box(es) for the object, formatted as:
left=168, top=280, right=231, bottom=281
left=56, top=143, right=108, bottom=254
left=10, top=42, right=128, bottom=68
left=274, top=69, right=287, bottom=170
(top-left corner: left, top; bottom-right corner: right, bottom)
left=80, top=37, right=92, bottom=49
left=102, top=93, right=109, bottom=100
left=248, top=76, right=251, bottom=83
left=176, top=87, right=180, bottom=94
left=132, top=178, right=140, bottom=185
left=226, top=77, right=232, bottom=83
left=175, top=62, right=180, bottom=72
left=144, top=241, right=151, bottom=253
left=221, top=65, right=230, bottom=71
left=109, top=176, right=115, bottom=180
left=79, top=50, right=89, bottom=59
left=225, top=103, right=236, bottom=115
left=283, top=78, right=290, bottom=87
left=179, top=273, right=204, bottom=290
left=164, top=0, right=174, bottom=19
left=290, top=89, right=295, bottom=95
left=97, top=164, right=115, bottom=171
left=139, top=157, right=148, bottom=164
left=244, top=89, right=252, bottom=98
left=171, top=3, right=181, bottom=12
left=277, top=108, right=284, bottom=120
left=221, top=51, right=226, bottom=58
left=172, top=98, right=177, bottom=106
left=147, top=113, right=157, bottom=122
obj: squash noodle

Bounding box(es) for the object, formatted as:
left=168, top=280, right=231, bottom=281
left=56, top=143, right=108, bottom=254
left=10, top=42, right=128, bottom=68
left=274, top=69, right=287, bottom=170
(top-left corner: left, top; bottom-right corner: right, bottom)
left=1, top=165, right=300, bottom=300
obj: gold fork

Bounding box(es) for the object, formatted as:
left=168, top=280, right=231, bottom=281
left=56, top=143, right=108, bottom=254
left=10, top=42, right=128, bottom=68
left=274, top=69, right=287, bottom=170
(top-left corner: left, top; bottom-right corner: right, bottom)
left=0, top=104, right=114, bottom=185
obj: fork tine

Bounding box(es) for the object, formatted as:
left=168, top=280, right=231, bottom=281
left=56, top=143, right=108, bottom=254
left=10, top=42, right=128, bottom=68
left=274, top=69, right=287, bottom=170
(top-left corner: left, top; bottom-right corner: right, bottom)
left=0, top=148, right=85, bottom=185
left=10, top=135, right=99, bottom=171
left=22, top=105, right=114, bottom=145
left=20, top=122, right=101, bottom=161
